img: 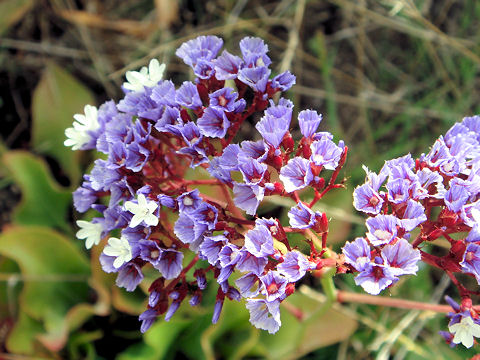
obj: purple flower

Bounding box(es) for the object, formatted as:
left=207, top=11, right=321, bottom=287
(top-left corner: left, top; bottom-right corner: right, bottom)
left=386, top=178, right=410, bottom=204
left=176, top=35, right=223, bottom=67
left=380, top=238, right=421, bottom=276
left=277, top=250, right=315, bottom=282
left=177, top=189, right=203, bottom=213
left=208, top=144, right=240, bottom=183
left=445, top=180, right=470, bottom=213
left=236, top=249, right=268, bottom=276
left=192, top=202, right=218, bottom=230
left=174, top=212, right=208, bottom=244
left=139, top=240, right=163, bottom=268
left=214, top=50, right=243, bottom=80
left=288, top=202, right=317, bottom=229
left=239, top=37, right=271, bottom=67
left=157, top=249, right=183, bottom=279
left=298, top=110, right=322, bottom=138
left=260, top=271, right=288, bottom=302
left=116, top=262, right=144, bottom=291
left=199, top=235, right=226, bottom=265
left=279, top=157, right=314, bottom=193
left=424, top=137, right=452, bottom=168
left=271, top=71, right=296, bottom=91
left=212, top=298, right=224, bottom=324
left=366, top=214, right=398, bottom=246
left=342, top=237, right=371, bottom=271
left=209, top=87, right=243, bottom=112
left=244, top=225, right=275, bottom=257
left=255, top=103, right=292, bottom=149
left=73, top=182, right=97, bottom=213
left=177, top=145, right=209, bottom=168
left=197, top=106, right=230, bottom=138
left=310, top=138, right=343, bottom=170
left=233, top=183, right=265, bottom=215
left=237, top=66, right=270, bottom=93
left=236, top=273, right=260, bottom=298
left=139, top=309, right=157, bottom=333
left=245, top=299, right=281, bottom=334
left=353, top=184, right=384, bottom=215
left=397, top=199, right=427, bottom=231
left=240, top=140, right=268, bottom=162
left=239, top=158, right=267, bottom=185
left=150, top=80, right=177, bottom=107
left=217, top=243, right=241, bottom=283
left=176, top=81, right=202, bottom=110
left=354, top=262, right=397, bottom=295
left=460, top=243, right=480, bottom=284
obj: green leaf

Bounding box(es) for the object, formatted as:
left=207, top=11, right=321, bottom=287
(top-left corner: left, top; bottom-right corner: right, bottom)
left=2, top=151, right=71, bottom=230
left=6, top=311, right=45, bottom=355
left=32, top=62, right=95, bottom=182
left=0, top=0, right=33, bottom=35
left=0, top=225, right=91, bottom=354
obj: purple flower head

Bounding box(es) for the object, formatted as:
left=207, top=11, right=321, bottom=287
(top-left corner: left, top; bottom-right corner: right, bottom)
left=177, top=145, right=209, bottom=168
left=310, top=138, right=343, bottom=170
left=157, top=194, right=176, bottom=209
left=277, top=250, right=316, bottom=282
left=386, top=178, right=410, bottom=204
left=461, top=243, right=480, bottom=284
left=194, top=59, right=215, bottom=79
left=116, top=262, right=144, bottom=292
left=260, top=271, right=288, bottom=302
left=209, top=87, right=241, bottom=112
left=157, top=249, right=183, bottom=279
left=354, top=262, right=397, bottom=295
left=240, top=140, right=268, bottom=163
left=139, top=309, right=157, bottom=333
left=176, top=81, right=202, bottom=110
left=244, top=224, right=275, bottom=257
left=236, top=273, right=260, bottom=298
left=73, top=181, right=97, bottom=213
left=217, top=243, right=241, bottom=283
left=279, top=157, right=314, bottom=193
left=384, top=154, right=415, bottom=173
left=236, top=249, right=268, bottom=276
left=233, top=183, right=265, bottom=215
left=445, top=181, right=470, bottom=213
left=466, top=225, right=480, bottom=243
left=199, top=234, right=225, bottom=264
left=298, top=109, right=323, bottom=138
left=176, top=35, right=223, bottom=68
left=192, top=202, right=218, bottom=230
left=246, top=298, right=281, bottom=334
left=165, top=299, right=181, bottom=322
left=414, top=168, right=445, bottom=199
left=398, top=199, right=427, bottom=231
left=362, top=165, right=388, bottom=192
left=342, top=237, right=371, bottom=272
left=288, top=202, right=316, bottom=229
left=150, top=80, right=177, bottom=107
left=255, top=103, right=292, bottom=149
left=353, top=184, right=384, bottom=215
left=424, top=137, right=452, bottom=168
left=117, top=88, right=162, bottom=120
left=197, top=106, right=230, bottom=138
left=237, top=66, right=271, bottom=93
left=139, top=240, right=163, bottom=268
left=271, top=71, right=296, bottom=91
left=155, top=106, right=181, bottom=133
left=174, top=212, right=208, bottom=245
left=177, top=189, right=203, bottom=213
left=461, top=201, right=480, bottom=227
left=212, top=298, right=224, bottom=324
left=380, top=238, right=421, bottom=276
left=208, top=144, right=240, bottom=183
left=366, top=214, right=398, bottom=246
left=239, top=158, right=268, bottom=185
left=239, top=37, right=271, bottom=67
left=214, top=50, right=243, bottom=80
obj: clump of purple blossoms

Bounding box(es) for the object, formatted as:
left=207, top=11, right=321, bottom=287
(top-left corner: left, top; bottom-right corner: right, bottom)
left=67, top=36, right=347, bottom=334
left=342, top=115, right=480, bottom=347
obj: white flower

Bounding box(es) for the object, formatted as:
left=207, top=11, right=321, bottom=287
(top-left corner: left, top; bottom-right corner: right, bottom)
left=64, top=105, right=99, bottom=150
left=124, top=193, right=159, bottom=228
left=449, top=316, right=480, bottom=348
left=123, top=59, right=166, bottom=93
left=76, top=220, right=103, bottom=249
left=103, top=236, right=132, bottom=268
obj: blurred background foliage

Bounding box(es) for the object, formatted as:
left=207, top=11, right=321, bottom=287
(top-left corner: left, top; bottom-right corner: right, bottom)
left=1, top=0, right=480, bottom=358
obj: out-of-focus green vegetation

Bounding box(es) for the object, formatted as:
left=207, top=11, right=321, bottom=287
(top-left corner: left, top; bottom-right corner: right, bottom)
left=1, top=0, right=480, bottom=358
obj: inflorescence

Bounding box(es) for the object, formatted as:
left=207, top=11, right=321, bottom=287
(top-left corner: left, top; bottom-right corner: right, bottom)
left=66, top=36, right=347, bottom=334
left=66, top=34, right=480, bottom=348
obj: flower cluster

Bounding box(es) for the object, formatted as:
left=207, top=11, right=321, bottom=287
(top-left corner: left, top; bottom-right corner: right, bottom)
left=343, top=115, right=480, bottom=347
left=66, top=36, right=347, bottom=334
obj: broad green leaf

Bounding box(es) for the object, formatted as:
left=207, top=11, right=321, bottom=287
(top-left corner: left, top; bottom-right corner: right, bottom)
left=6, top=311, right=45, bottom=355
left=0, top=226, right=91, bottom=354
left=118, top=318, right=191, bottom=360
left=32, top=62, right=95, bottom=182
left=2, top=151, right=71, bottom=230
left=0, top=0, right=33, bottom=35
